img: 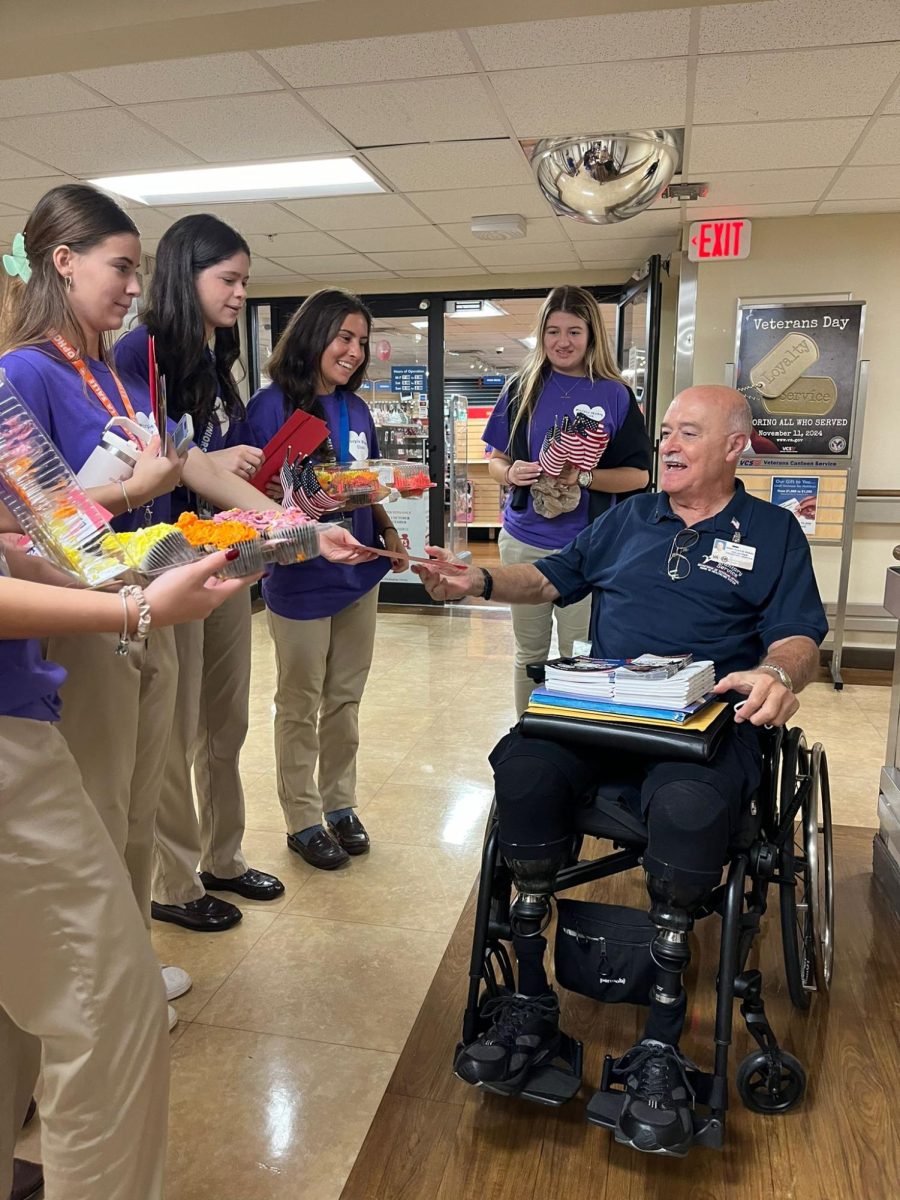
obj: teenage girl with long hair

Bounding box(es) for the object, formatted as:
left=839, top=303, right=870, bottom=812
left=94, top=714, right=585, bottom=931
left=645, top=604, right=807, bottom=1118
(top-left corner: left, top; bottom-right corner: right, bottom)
left=247, top=288, right=404, bottom=870
left=115, top=214, right=284, bottom=934
left=483, top=285, right=652, bottom=714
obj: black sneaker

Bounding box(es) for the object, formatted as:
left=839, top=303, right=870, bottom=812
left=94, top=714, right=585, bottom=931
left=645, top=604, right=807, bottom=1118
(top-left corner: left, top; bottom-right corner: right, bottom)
left=613, top=1039, right=696, bottom=1157
left=455, top=991, right=560, bottom=1086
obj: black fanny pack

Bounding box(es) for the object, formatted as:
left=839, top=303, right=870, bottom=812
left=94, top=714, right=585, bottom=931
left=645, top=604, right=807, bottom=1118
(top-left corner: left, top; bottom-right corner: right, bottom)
left=554, top=899, right=655, bottom=1006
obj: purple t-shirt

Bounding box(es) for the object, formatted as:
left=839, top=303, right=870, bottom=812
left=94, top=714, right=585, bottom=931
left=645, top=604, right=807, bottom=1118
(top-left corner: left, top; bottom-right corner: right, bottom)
left=0, top=564, right=64, bottom=721
left=0, top=343, right=172, bottom=531
left=483, top=373, right=632, bottom=551
left=115, top=324, right=250, bottom=518
left=246, top=383, right=389, bottom=620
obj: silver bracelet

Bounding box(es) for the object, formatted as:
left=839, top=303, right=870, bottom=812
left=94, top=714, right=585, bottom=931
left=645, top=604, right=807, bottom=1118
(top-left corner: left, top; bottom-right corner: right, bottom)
left=116, top=584, right=152, bottom=655
left=119, top=479, right=133, bottom=513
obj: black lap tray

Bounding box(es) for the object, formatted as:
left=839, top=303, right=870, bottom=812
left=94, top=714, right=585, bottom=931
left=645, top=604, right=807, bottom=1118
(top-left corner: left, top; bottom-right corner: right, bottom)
left=520, top=704, right=732, bottom=764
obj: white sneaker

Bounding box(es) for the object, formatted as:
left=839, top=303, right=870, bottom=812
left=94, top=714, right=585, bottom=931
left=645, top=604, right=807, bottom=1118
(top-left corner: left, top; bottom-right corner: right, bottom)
left=162, top=965, right=192, bottom=1001
left=168, top=1004, right=178, bottom=1032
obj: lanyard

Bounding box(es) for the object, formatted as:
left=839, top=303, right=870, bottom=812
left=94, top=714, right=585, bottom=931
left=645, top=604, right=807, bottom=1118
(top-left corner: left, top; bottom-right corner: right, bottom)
left=337, top=393, right=350, bottom=463
left=51, top=334, right=142, bottom=446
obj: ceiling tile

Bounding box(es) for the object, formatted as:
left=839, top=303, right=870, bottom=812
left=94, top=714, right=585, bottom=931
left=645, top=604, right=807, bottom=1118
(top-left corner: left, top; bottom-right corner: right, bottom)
left=306, top=269, right=396, bottom=281
left=407, top=184, right=552, bottom=224
left=468, top=240, right=579, bottom=267
left=566, top=261, right=645, bottom=274
left=700, top=0, right=900, bottom=53
left=120, top=206, right=177, bottom=238
left=685, top=202, right=816, bottom=219
left=265, top=253, right=378, bottom=274
left=333, top=225, right=456, bottom=253
left=701, top=167, right=834, bottom=205
left=489, top=58, right=688, bottom=137
left=851, top=116, right=900, bottom=166
left=688, top=118, right=867, bottom=174
left=156, top=201, right=313, bottom=234
left=468, top=9, right=691, bottom=70
left=0, top=144, right=60, bottom=181
left=301, top=76, right=505, bottom=147
left=441, top=216, right=567, bottom=247
left=74, top=54, right=282, bottom=104
left=573, top=236, right=676, bottom=261
left=367, top=248, right=480, bottom=271
left=826, top=164, right=900, bottom=200
left=0, top=110, right=197, bottom=175
left=0, top=214, right=28, bottom=243
left=364, top=140, right=533, bottom=192
left=129, top=94, right=347, bottom=162
left=402, top=266, right=488, bottom=276
left=563, top=209, right=682, bottom=240
left=246, top=256, right=295, bottom=276
left=259, top=32, right=475, bottom=87
left=488, top=262, right=615, bottom=275
left=0, top=74, right=109, bottom=119
left=695, top=46, right=900, bottom=124
left=245, top=231, right=349, bottom=257
left=0, top=176, right=78, bottom=211
left=816, top=198, right=900, bottom=214
left=279, top=194, right=428, bottom=229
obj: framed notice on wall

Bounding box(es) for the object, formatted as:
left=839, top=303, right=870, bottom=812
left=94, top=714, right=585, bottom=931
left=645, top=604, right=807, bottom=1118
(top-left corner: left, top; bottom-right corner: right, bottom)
left=734, top=299, right=865, bottom=457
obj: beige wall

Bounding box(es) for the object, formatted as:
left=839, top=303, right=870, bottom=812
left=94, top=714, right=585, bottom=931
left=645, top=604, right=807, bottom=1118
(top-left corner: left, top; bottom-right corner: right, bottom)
left=691, top=213, right=900, bottom=641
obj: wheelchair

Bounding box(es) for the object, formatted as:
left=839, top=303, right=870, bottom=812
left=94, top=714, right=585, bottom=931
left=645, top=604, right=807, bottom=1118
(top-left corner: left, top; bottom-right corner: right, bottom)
left=456, top=705, right=835, bottom=1152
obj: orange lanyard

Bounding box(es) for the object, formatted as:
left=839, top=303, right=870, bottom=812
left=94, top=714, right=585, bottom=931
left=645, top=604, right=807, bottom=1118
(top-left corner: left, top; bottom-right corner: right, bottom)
left=51, top=334, right=142, bottom=446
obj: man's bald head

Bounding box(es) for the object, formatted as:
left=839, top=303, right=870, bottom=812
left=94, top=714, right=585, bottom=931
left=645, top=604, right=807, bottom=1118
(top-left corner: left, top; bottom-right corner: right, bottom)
left=669, top=386, right=752, bottom=438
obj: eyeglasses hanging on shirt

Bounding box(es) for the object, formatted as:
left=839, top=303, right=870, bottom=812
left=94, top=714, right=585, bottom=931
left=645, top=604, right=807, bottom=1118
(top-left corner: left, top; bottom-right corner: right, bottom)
left=666, top=528, right=700, bottom=581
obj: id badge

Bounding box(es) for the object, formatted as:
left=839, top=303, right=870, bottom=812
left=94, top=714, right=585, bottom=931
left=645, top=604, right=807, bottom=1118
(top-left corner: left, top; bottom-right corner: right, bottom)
left=711, top=537, right=756, bottom=571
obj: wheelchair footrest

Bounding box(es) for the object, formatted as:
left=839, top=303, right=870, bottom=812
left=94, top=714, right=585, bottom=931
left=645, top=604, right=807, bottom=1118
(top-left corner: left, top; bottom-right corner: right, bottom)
left=586, top=1057, right=724, bottom=1150
left=454, top=1034, right=583, bottom=1107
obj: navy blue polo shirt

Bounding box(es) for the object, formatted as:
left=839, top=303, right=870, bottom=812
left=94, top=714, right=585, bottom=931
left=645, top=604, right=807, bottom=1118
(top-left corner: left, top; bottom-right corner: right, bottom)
left=534, top=480, right=827, bottom=680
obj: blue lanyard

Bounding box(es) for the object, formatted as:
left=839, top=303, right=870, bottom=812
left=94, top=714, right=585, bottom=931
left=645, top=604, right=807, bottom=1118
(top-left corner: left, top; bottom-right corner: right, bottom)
left=337, top=393, right=350, bottom=463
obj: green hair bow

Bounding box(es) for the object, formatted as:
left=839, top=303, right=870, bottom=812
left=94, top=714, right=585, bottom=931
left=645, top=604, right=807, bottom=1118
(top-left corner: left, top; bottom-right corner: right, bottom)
left=2, top=233, right=32, bottom=283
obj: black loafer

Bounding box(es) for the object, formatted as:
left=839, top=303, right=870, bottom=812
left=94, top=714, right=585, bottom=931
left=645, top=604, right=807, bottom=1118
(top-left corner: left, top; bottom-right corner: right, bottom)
left=326, top=811, right=370, bottom=856
left=199, top=868, right=285, bottom=901
left=11, top=1159, right=43, bottom=1200
left=286, top=827, right=349, bottom=870
left=151, top=894, right=242, bottom=932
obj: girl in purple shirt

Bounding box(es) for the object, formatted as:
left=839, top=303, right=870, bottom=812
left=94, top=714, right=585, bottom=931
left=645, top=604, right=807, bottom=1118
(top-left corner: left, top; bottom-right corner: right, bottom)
left=482, top=285, right=652, bottom=714
left=247, top=289, right=402, bottom=870
left=116, top=215, right=284, bottom=933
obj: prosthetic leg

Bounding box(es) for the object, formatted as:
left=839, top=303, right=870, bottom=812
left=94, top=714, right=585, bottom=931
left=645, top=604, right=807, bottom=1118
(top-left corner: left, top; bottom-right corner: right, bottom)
left=455, top=848, right=583, bottom=1106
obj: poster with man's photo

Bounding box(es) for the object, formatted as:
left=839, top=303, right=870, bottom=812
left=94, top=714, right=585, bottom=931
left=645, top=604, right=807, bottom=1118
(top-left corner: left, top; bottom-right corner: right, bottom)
left=735, top=300, right=864, bottom=457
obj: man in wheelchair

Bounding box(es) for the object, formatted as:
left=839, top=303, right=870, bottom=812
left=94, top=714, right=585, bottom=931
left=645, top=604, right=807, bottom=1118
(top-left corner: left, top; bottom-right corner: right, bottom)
left=415, top=386, right=828, bottom=1158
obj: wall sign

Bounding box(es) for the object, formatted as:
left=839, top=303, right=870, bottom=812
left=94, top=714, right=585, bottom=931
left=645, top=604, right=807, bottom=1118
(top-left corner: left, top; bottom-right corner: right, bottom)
left=688, top=219, right=751, bottom=261
left=735, top=299, right=864, bottom=457
left=390, top=365, right=427, bottom=393
left=771, top=475, right=820, bottom=536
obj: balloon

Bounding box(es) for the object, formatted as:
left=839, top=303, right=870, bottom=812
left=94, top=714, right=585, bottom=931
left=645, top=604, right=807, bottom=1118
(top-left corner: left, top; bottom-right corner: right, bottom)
left=375, top=339, right=392, bottom=362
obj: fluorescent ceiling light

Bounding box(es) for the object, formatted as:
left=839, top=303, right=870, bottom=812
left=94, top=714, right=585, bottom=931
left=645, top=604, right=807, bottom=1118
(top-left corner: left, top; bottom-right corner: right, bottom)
left=411, top=320, right=429, bottom=329
left=446, top=300, right=508, bottom=319
left=518, top=335, right=537, bottom=350
left=91, top=158, right=384, bottom=205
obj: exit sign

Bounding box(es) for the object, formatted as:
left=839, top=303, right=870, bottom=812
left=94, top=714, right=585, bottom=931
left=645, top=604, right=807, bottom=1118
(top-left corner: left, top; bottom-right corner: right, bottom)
left=688, top=218, right=752, bottom=262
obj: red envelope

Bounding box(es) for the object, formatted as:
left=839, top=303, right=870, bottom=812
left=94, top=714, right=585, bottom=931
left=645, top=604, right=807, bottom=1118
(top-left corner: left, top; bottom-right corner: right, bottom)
left=251, top=409, right=329, bottom=493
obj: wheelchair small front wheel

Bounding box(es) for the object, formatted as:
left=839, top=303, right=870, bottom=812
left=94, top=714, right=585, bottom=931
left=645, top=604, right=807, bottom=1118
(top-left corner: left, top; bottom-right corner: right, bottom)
left=736, top=1049, right=806, bottom=1114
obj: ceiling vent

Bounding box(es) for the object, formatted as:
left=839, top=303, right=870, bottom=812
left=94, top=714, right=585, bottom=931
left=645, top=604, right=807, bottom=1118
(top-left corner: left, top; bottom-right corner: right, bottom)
left=470, top=214, right=527, bottom=241
left=663, top=181, right=710, bottom=201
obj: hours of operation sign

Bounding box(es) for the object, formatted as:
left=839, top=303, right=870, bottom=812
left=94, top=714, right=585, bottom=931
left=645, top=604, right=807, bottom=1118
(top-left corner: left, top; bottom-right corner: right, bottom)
left=735, top=300, right=864, bottom=457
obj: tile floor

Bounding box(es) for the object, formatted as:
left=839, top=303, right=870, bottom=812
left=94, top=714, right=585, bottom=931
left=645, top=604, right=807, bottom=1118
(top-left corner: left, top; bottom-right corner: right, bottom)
left=15, top=606, right=891, bottom=1198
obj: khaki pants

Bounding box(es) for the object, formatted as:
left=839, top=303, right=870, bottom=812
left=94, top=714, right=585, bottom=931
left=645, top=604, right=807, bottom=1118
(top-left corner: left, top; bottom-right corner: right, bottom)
left=47, top=627, right=178, bottom=926
left=499, top=527, right=591, bottom=717
left=153, top=589, right=251, bottom=905
left=268, top=587, right=379, bottom=834
left=0, top=717, right=169, bottom=1200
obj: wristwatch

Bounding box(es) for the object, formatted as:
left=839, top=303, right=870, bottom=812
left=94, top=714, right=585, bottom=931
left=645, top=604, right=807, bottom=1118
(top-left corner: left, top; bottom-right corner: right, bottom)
left=758, top=664, right=793, bottom=691
left=577, top=470, right=593, bottom=488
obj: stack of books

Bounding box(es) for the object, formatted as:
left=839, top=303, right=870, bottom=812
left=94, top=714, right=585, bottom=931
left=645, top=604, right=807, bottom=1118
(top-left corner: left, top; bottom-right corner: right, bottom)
left=531, top=653, right=717, bottom=725
left=613, top=657, right=715, bottom=711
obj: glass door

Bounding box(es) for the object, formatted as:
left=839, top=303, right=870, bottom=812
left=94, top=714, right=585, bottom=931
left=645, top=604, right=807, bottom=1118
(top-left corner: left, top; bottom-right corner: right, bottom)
left=616, top=254, right=662, bottom=435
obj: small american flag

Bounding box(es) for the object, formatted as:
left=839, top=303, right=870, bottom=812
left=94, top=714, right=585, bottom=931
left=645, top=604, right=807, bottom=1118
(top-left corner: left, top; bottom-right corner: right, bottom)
left=280, top=454, right=341, bottom=519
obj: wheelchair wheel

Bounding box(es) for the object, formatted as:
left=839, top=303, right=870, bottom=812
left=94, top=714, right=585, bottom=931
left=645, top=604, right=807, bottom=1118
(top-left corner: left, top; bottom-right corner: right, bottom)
left=779, top=736, right=835, bottom=1007
left=736, top=1049, right=806, bottom=1114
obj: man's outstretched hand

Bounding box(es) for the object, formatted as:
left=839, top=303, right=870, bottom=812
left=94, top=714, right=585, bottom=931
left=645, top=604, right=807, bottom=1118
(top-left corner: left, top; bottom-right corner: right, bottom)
left=714, top=669, right=799, bottom=727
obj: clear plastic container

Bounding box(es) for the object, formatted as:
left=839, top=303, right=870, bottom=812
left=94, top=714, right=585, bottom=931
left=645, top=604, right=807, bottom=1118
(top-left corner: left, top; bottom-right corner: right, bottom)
left=369, top=459, right=433, bottom=495
left=313, top=463, right=391, bottom=508
left=0, top=370, right=131, bottom=587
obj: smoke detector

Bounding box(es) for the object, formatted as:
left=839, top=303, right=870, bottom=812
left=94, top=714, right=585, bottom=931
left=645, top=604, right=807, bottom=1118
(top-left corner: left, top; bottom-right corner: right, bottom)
left=470, top=214, right=527, bottom=241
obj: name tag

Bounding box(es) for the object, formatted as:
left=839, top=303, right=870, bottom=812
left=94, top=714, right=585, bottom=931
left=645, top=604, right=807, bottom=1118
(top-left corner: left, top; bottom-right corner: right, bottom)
left=711, top=538, right=756, bottom=571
